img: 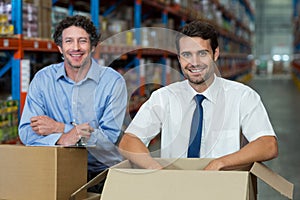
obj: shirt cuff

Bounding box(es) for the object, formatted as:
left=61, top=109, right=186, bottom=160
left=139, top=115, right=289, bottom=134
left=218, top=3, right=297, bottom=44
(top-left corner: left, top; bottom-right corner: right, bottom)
left=64, top=123, right=73, bottom=133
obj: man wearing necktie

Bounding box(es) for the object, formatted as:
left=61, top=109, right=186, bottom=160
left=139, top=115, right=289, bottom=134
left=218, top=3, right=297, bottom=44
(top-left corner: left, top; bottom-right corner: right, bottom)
left=119, top=20, right=278, bottom=170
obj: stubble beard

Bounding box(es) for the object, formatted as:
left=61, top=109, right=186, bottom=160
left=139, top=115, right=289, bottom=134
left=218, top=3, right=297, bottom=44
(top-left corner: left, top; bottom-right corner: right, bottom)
left=183, top=63, right=214, bottom=86
left=66, top=52, right=91, bottom=70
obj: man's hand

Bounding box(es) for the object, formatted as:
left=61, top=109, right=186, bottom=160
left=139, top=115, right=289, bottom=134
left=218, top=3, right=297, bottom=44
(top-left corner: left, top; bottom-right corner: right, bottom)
left=30, top=115, right=64, bottom=135
left=73, top=123, right=94, bottom=140
left=203, top=136, right=278, bottom=171
left=56, top=122, right=94, bottom=146
left=204, top=158, right=224, bottom=170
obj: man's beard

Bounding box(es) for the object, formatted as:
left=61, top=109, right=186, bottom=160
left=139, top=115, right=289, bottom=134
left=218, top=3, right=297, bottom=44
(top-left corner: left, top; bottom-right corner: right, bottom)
left=183, top=63, right=214, bottom=85
left=72, top=65, right=81, bottom=69
left=66, top=53, right=91, bottom=70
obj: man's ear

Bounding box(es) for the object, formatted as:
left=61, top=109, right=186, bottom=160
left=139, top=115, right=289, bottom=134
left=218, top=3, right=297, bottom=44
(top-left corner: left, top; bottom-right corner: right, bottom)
left=57, top=46, right=63, bottom=54
left=214, top=47, right=220, bottom=61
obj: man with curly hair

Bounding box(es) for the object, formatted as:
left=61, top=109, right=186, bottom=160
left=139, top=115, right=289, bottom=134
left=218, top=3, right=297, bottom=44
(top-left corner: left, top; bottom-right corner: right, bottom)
left=19, top=15, right=127, bottom=193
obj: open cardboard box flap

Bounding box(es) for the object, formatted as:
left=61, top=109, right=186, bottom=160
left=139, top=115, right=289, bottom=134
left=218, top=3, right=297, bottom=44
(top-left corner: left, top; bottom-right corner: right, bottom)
left=70, top=158, right=294, bottom=200
left=250, top=162, right=294, bottom=199
left=70, top=169, right=108, bottom=200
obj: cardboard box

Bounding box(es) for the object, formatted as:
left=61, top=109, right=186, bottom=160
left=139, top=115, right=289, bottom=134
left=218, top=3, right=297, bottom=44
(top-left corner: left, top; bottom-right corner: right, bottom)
left=0, top=145, right=88, bottom=200
left=71, top=158, right=294, bottom=200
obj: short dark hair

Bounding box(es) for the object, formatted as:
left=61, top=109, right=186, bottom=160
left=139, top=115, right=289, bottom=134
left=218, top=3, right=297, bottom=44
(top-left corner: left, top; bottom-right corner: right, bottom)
left=175, top=20, right=219, bottom=55
left=53, top=15, right=101, bottom=48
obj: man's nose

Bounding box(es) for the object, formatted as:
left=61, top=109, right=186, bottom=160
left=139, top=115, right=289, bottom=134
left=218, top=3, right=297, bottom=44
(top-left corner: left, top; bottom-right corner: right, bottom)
left=190, top=54, right=201, bottom=66
left=73, top=41, right=80, bottom=50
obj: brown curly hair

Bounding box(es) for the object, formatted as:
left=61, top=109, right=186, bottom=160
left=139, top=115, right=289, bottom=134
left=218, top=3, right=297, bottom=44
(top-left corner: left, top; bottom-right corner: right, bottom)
left=53, top=15, right=101, bottom=48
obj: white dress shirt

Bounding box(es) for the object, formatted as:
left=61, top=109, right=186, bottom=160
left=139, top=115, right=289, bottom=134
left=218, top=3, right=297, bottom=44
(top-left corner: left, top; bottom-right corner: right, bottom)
left=125, top=75, right=276, bottom=158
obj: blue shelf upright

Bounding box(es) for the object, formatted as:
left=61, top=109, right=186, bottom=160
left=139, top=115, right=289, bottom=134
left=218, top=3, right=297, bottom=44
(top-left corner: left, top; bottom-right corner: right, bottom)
left=161, top=10, right=168, bottom=86
left=11, top=0, right=23, bottom=113
left=90, top=0, right=100, bottom=33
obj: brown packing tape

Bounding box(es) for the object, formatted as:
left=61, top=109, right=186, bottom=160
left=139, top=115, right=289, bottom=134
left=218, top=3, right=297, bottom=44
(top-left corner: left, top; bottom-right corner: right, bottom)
left=250, top=162, right=294, bottom=199
left=70, top=169, right=108, bottom=200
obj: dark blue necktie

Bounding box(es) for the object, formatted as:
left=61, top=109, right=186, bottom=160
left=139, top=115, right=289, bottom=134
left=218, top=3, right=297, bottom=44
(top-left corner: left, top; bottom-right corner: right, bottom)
left=188, top=94, right=205, bottom=158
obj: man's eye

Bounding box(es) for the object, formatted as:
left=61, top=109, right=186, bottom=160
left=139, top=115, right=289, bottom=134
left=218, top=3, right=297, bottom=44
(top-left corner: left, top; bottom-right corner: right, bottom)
left=181, top=52, right=191, bottom=58
left=199, top=51, right=208, bottom=57
left=79, top=39, right=88, bottom=44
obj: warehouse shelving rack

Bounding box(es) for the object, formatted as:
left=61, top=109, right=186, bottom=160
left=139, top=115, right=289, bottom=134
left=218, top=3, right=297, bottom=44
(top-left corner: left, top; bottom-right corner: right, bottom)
left=0, top=1, right=58, bottom=115
left=53, top=0, right=254, bottom=74
left=0, top=0, right=255, bottom=122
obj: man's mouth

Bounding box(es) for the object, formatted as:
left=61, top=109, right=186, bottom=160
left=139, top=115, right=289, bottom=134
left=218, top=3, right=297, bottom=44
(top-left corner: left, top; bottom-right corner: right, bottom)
left=70, top=53, right=83, bottom=57
left=190, top=68, right=204, bottom=73
left=188, top=66, right=206, bottom=73
left=69, top=53, right=84, bottom=62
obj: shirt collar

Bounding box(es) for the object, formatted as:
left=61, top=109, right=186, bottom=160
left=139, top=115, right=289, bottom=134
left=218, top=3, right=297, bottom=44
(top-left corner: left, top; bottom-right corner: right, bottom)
left=55, top=59, right=102, bottom=84
left=187, top=74, right=220, bottom=104
left=55, top=62, right=66, bottom=81
left=184, top=80, right=198, bottom=104
left=85, top=59, right=102, bottom=84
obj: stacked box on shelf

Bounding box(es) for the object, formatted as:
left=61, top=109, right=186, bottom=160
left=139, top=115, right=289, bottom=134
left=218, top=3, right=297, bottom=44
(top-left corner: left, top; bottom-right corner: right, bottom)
left=0, top=1, right=13, bottom=35
left=140, top=21, right=166, bottom=49
left=34, top=0, right=52, bottom=39
left=5, top=1, right=39, bottom=37
left=0, top=100, right=19, bottom=143
left=230, top=0, right=242, bottom=21
left=105, top=5, right=132, bottom=46
left=22, top=3, right=38, bottom=37
left=51, top=6, right=68, bottom=39
left=107, top=19, right=129, bottom=45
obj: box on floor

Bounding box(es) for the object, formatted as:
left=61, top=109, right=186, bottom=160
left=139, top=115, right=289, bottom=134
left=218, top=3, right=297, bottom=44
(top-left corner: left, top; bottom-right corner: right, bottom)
left=71, top=158, right=294, bottom=200
left=0, top=144, right=92, bottom=200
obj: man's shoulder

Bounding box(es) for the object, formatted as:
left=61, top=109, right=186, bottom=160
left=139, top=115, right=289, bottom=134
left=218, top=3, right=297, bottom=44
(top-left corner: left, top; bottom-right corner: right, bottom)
left=99, top=65, right=125, bottom=80
left=217, top=77, right=259, bottom=100
left=156, top=80, right=187, bottom=93
left=33, top=63, right=63, bottom=77
left=218, top=77, right=252, bottom=91
left=150, top=80, right=189, bottom=100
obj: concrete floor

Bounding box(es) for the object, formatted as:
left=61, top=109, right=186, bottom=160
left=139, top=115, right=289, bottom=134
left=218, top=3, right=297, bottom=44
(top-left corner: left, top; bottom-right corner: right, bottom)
left=247, top=75, right=300, bottom=199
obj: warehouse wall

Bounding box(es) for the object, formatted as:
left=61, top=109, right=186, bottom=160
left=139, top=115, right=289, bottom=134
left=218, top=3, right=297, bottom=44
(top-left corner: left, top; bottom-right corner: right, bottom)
left=254, top=0, right=293, bottom=73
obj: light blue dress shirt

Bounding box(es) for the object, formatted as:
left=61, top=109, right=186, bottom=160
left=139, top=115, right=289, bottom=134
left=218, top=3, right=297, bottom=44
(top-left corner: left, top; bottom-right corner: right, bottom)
left=18, top=59, right=127, bottom=171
